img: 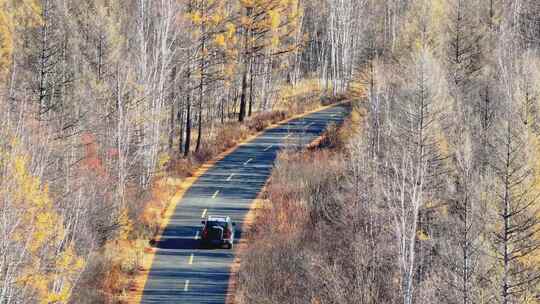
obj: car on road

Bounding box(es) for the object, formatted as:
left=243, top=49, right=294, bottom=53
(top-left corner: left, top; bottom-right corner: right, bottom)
left=200, top=215, right=236, bottom=249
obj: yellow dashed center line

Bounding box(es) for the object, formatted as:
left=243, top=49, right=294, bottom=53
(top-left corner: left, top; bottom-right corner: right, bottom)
left=188, top=254, right=194, bottom=265
left=184, top=280, right=190, bottom=292
left=243, top=158, right=253, bottom=166
left=226, top=173, right=235, bottom=181
left=201, top=209, right=207, bottom=218
left=212, top=190, right=220, bottom=199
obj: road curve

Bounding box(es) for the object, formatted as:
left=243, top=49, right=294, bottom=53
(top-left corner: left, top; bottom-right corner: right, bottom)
left=141, top=103, right=349, bottom=303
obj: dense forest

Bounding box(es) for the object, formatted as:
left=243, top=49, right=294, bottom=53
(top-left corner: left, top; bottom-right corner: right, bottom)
left=237, top=1, right=540, bottom=304
left=0, top=0, right=539, bottom=303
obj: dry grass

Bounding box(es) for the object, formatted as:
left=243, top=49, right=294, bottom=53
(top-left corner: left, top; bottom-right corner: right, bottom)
left=273, top=78, right=346, bottom=113
left=316, top=107, right=365, bottom=150
left=246, top=110, right=288, bottom=132
left=101, top=240, right=146, bottom=302
left=235, top=147, right=348, bottom=304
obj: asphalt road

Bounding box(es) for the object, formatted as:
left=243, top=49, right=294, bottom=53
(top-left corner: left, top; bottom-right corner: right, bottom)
left=141, top=103, right=349, bottom=303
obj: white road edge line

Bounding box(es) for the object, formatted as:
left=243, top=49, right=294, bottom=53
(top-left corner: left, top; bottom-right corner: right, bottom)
left=226, top=173, right=235, bottom=181
left=243, top=158, right=253, bottom=166
left=264, top=145, right=273, bottom=151
left=194, top=231, right=199, bottom=240
left=184, top=280, right=190, bottom=292
left=201, top=209, right=207, bottom=218
left=212, top=190, right=220, bottom=199
left=188, top=254, right=194, bottom=265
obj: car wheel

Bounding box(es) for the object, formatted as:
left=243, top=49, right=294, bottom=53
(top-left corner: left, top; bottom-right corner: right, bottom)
left=226, top=242, right=233, bottom=250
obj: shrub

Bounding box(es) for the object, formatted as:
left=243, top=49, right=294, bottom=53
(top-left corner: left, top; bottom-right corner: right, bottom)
left=193, top=143, right=217, bottom=163
left=316, top=107, right=364, bottom=150
left=247, top=110, right=287, bottom=132
left=238, top=148, right=348, bottom=304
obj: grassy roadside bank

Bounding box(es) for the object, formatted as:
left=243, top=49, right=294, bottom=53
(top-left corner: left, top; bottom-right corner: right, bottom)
left=229, top=104, right=364, bottom=304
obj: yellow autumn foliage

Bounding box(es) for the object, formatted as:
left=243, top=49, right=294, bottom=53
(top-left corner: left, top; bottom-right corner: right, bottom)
left=237, top=0, right=302, bottom=57
left=267, top=9, right=280, bottom=30
left=276, top=78, right=322, bottom=109
left=1, top=136, right=84, bottom=304
left=210, top=12, right=224, bottom=26
left=191, top=11, right=203, bottom=25
left=399, top=0, right=444, bottom=52
left=529, top=135, right=540, bottom=275
left=271, top=35, right=280, bottom=48
left=6, top=152, right=61, bottom=253
left=0, top=0, right=41, bottom=80
left=0, top=6, right=13, bottom=79
left=226, top=22, right=236, bottom=39
left=214, top=33, right=226, bottom=48
left=416, top=229, right=430, bottom=241
left=117, top=207, right=134, bottom=240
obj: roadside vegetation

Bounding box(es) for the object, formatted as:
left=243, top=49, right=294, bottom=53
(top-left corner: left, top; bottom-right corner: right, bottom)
left=1, top=0, right=540, bottom=303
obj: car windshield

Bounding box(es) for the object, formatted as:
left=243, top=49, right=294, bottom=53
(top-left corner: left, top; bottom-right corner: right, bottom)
left=206, top=221, right=228, bottom=228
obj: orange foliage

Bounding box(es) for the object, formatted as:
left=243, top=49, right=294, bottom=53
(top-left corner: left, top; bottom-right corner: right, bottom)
left=139, top=178, right=177, bottom=237
left=81, top=132, right=107, bottom=177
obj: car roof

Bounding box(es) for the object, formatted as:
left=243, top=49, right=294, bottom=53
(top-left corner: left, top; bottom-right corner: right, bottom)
left=206, top=215, right=229, bottom=222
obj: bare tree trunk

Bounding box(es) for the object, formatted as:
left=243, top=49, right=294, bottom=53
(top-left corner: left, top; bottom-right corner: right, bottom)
left=178, top=95, right=185, bottom=155
left=169, top=67, right=177, bottom=151
left=184, top=67, right=192, bottom=157
left=238, top=7, right=251, bottom=122
left=195, top=1, right=206, bottom=153
left=248, top=57, right=254, bottom=117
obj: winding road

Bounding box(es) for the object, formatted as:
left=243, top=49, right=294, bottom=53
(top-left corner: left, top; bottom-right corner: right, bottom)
left=141, top=103, right=349, bottom=303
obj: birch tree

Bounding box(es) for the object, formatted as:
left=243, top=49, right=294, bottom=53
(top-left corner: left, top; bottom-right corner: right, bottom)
left=380, top=48, right=445, bottom=304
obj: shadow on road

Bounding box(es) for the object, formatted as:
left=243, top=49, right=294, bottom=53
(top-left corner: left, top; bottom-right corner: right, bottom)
left=154, top=237, right=200, bottom=250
